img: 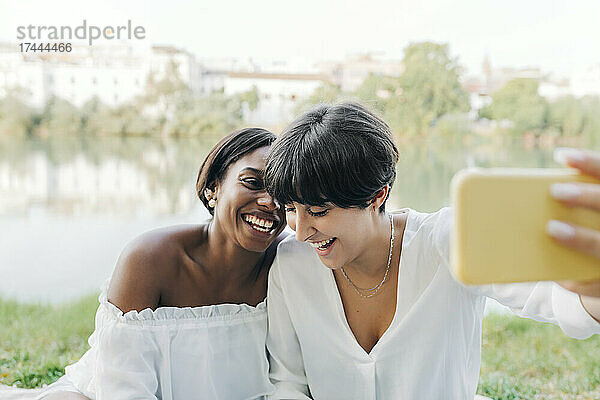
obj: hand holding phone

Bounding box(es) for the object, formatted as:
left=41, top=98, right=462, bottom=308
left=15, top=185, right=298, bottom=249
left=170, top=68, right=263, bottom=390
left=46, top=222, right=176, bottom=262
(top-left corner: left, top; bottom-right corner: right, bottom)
left=451, top=167, right=600, bottom=285
left=548, top=148, right=600, bottom=299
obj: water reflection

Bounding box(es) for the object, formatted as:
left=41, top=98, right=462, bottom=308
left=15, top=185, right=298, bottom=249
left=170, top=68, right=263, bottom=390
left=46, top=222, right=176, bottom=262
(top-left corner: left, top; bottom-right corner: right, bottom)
left=0, top=137, right=217, bottom=217
left=390, top=135, right=557, bottom=212
left=0, top=135, right=561, bottom=217
left=0, top=135, right=574, bottom=303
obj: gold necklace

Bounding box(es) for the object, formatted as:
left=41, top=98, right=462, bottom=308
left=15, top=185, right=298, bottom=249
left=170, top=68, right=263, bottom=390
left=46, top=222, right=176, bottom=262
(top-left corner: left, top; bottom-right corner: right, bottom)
left=340, top=213, right=394, bottom=299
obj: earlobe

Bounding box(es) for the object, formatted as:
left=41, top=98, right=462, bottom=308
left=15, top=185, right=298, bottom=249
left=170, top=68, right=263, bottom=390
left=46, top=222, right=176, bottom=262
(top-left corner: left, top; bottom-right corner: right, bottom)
left=372, top=184, right=390, bottom=211
left=205, top=185, right=219, bottom=208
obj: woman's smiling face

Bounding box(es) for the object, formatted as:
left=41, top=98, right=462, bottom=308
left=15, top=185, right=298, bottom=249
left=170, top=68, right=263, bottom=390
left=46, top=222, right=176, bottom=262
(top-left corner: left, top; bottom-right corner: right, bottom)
left=214, top=146, right=286, bottom=252
left=264, top=103, right=400, bottom=268
left=284, top=202, right=374, bottom=270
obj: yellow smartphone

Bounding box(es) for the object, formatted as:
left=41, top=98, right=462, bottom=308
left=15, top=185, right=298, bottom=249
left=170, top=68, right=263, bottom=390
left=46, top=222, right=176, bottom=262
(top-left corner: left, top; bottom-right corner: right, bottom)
left=451, top=168, right=600, bottom=285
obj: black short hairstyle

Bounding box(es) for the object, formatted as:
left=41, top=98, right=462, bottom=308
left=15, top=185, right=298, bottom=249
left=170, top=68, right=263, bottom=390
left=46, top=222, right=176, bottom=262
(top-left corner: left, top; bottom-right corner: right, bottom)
left=265, top=102, right=399, bottom=212
left=196, top=127, right=276, bottom=215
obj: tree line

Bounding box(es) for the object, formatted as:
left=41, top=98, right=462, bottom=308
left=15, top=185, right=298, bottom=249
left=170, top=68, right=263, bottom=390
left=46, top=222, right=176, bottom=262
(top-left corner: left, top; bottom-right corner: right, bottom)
left=0, top=61, right=257, bottom=139
left=480, top=78, right=600, bottom=141
left=1, top=42, right=599, bottom=143
left=302, top=42, right=600, bottom=144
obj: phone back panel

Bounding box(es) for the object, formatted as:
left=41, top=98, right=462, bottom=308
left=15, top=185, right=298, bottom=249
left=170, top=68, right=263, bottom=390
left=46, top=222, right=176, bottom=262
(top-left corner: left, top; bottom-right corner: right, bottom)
left=451, top=168, right=600, bottom=284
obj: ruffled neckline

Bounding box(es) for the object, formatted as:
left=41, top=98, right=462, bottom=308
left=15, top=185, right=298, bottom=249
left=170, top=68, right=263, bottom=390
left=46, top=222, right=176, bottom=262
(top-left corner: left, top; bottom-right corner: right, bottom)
left=97, top=284, right=266, bottom=323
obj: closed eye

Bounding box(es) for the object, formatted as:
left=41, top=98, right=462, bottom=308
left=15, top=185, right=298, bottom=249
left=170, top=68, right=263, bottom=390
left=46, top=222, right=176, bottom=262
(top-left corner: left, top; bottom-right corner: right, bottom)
left=241, top=177, right=263, bottom=190
left=284, top=205, right=329, bottom=217
left=308, top=208, right=329, bottom=217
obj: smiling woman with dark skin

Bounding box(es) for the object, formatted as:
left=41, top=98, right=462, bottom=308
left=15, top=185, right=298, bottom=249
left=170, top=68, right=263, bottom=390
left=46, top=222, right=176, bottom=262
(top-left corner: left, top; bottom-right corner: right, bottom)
left=108, top=141, right=283, bottom=312
left=38, top=128, right=287, bottom=400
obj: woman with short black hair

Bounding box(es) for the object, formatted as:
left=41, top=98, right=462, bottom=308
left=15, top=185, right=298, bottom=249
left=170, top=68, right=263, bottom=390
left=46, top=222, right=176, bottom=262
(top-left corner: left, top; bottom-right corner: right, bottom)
left=265, top=102, right=397, bottom=213
left=264, top=102, right=600, bottom=399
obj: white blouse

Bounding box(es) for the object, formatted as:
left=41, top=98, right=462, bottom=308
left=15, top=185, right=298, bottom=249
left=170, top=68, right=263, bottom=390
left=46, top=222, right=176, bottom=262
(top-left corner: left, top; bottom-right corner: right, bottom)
left=38, top=284, right=273, bottom=400
left=266, top=208, right=600, bottom=400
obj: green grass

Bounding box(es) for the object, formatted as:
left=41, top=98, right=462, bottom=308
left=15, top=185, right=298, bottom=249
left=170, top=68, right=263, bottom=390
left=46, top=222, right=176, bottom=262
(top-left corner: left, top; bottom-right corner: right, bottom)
left=1, top=296, right=599, bottom=399
left=0, top=293, right=98, bottom=388
left=478, top=313, right=600, bottom=399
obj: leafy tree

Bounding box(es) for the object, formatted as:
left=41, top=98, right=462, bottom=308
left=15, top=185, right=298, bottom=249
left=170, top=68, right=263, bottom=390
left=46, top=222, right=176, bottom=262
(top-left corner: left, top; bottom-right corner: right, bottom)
left=138, top=59, right=191, bottom=119
left=579, top=95, right=600, bottom=147
left=142, top=60, right=190, bottom=102
left=307, top=82, right=343, bottom=104
left=238, top=85, right=260, bottom=112
left=294, top=82, right=344, bottom=115
left=433, top=113, right=471, bottom=139
left=547, top=95, right=583, bottom=137
left=354, top=74, right=400, bottom=111
left=161, top=93, right=244, bottom=138
left=0, top=94, right=37, bottom=137
left=395, top=42, right=470, bottom=136
left=80, top=97, right=120, bottom=136
left=480, top=78, right=548, bottom=134
left=36, top=97, right=83, bottom=136
left=352, top=42, right=469, bottom=136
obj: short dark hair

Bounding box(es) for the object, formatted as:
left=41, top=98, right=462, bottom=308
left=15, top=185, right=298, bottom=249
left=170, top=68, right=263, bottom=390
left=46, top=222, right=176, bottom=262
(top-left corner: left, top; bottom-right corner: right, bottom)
left=196, top=127, right=276, bottom=215
left=265, top=102, right=398, bottom=213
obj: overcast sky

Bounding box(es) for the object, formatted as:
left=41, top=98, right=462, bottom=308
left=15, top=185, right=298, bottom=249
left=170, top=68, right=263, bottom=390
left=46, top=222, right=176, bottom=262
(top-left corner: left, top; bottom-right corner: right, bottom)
left=2, top=0, right=599, bottom=77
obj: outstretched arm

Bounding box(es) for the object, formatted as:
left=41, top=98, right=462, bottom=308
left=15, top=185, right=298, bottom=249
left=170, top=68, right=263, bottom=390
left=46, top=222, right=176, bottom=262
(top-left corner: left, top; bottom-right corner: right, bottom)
left=433, top=207, right=600, bottom=338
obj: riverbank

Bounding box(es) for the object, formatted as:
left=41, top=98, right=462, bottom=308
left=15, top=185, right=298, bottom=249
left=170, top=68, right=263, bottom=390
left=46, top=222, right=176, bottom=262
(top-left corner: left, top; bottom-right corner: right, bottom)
left=1, top=294, right=599, bottom=399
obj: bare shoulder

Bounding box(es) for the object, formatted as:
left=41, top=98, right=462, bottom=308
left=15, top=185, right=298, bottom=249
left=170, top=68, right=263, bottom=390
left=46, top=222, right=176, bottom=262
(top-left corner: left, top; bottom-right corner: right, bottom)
left=107, top=224, right=207, bottom=313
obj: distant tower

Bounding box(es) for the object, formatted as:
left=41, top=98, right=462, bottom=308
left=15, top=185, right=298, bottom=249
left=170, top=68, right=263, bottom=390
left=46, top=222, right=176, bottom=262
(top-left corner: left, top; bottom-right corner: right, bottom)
left=482, top=55, right=492, bottom=93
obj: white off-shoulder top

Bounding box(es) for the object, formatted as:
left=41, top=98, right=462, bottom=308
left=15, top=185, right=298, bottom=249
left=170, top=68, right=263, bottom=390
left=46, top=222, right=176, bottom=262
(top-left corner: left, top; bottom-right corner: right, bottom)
left=38, top=284, right=273, bottom=400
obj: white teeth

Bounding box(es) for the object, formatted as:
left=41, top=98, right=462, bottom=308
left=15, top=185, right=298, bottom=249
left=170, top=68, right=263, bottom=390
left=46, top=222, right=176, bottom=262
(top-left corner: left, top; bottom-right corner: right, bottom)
left=244, top=215, right=275, bottom=231
left=309, top=238, right=335, bottom=248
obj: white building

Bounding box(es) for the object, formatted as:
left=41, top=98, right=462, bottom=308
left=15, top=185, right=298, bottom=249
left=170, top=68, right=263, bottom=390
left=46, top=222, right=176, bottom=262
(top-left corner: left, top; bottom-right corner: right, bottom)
left=570, top=64, right=600, bottom=98
left=219, top=54, right=404, bottom=125
left=0, top=43, right=48, bottom=106
left=538, top=77, right=571, bottom=100
left=479, top=56, right=574, bottom=102
left=150, top=45, right=203, bottom=95
left=461, top=76, right=492, bottom=119
left=317, top=54, right=404, bottom=92
left=1, top=43, right=408, bottom=125
left=223, top=71, right=325, bottom=126
left=0, top=42, right=200, bottom=108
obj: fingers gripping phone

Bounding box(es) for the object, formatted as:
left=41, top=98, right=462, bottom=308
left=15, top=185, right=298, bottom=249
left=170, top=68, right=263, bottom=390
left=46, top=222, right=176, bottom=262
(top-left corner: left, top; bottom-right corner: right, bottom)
left=451, top=168, right=600, bottom=284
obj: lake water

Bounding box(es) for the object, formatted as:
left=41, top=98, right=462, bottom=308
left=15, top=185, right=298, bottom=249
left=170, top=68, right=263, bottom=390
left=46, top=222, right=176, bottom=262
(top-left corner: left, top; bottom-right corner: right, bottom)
left=0, top=134, right=569, bottom=312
